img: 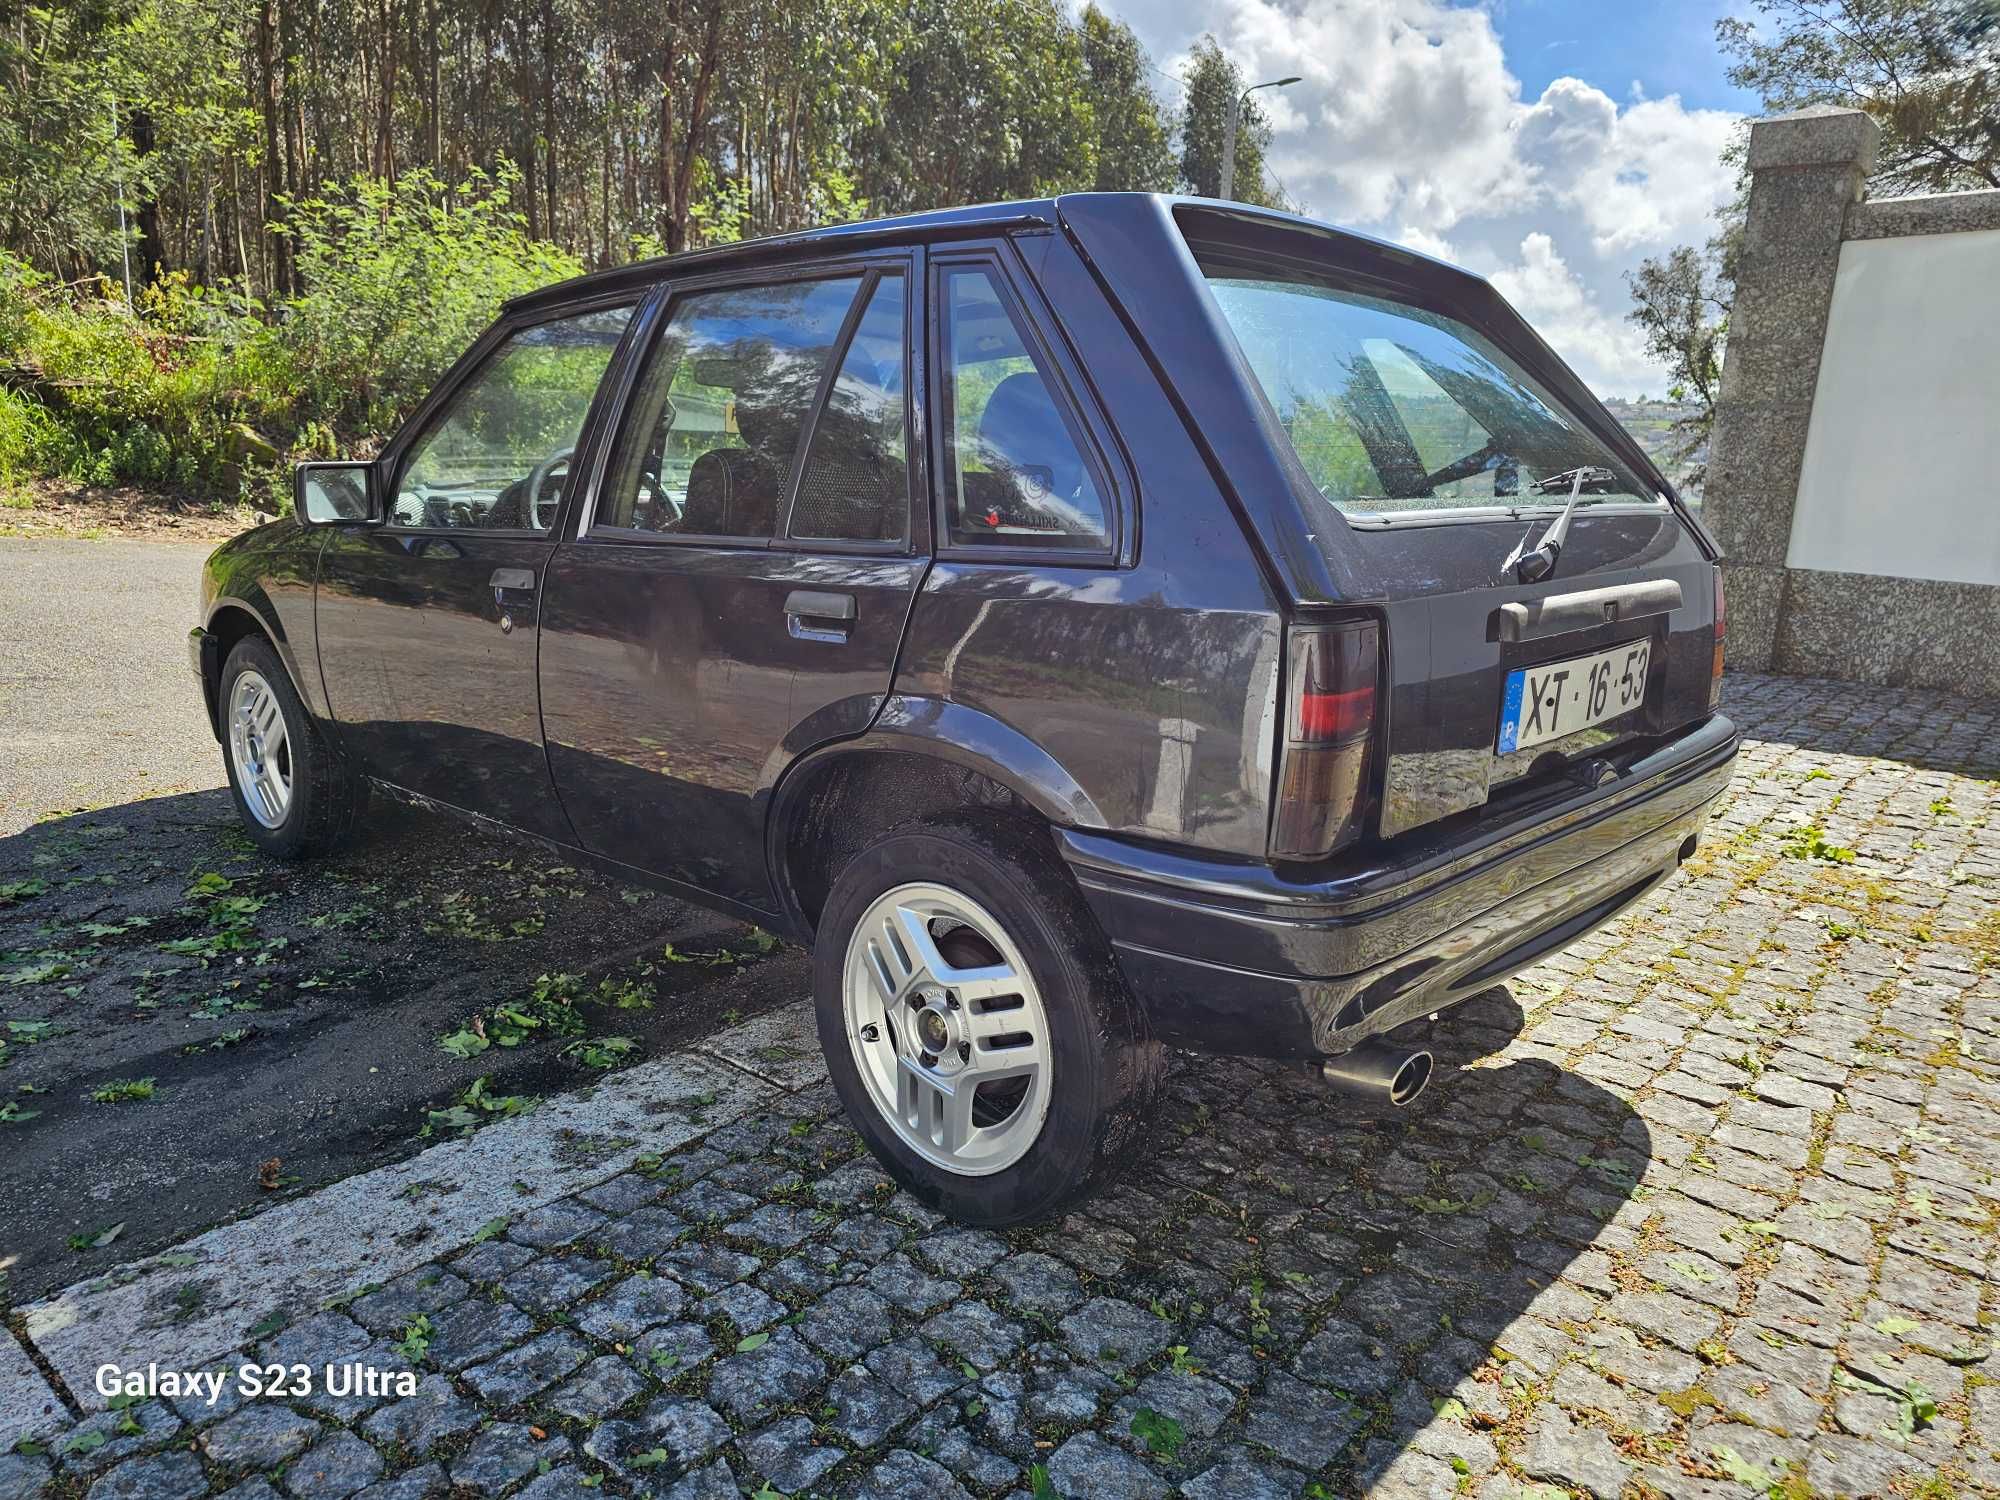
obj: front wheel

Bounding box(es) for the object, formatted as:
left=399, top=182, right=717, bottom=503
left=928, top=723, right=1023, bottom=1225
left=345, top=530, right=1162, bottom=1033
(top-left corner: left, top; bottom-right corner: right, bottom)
left=219, top=637, right=359, bottom=859
left=812, top=814, right=1164, bottom=1226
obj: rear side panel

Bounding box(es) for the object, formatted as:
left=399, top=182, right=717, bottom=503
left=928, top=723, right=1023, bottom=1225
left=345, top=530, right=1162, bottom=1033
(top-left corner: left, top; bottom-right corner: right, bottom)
left=1062, top=195, right=1721, bottom=846
left=893, top=229, right=1284, bottom=861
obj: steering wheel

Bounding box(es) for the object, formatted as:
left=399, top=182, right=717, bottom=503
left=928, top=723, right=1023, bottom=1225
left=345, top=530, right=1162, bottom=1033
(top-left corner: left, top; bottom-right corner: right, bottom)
left=524, top=448, right=575, bottom=531
left=636, top=466, right=681, bottom=530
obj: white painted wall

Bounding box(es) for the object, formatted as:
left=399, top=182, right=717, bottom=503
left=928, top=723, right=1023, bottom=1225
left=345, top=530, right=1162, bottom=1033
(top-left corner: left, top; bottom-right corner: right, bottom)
left=1788, top=228, right=2000, bottom=587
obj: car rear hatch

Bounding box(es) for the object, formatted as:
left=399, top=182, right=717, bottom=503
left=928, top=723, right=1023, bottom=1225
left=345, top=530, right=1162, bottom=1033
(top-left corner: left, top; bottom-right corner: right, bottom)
left=1061, top=197, right=1721, bottom=853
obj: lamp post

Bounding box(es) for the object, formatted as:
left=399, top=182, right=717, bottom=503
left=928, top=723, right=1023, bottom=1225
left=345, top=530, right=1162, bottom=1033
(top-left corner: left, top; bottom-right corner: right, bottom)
left=1220, top=75, right=1300, bottom=202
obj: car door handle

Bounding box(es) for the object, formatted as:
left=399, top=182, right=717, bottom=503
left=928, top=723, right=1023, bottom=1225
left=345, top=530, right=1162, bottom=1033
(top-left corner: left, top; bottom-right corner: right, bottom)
left=489, top=567, right=537, bottom=592
left=784, top=590, right=855, bottom=644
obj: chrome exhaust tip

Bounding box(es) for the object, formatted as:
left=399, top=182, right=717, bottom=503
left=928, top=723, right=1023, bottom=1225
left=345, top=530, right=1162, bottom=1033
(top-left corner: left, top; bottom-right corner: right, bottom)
left=1313, top=1038, right=1434, bottom=1107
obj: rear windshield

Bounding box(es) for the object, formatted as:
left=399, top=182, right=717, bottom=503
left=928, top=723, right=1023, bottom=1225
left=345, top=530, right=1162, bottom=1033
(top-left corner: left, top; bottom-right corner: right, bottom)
left=1196, top=253, right=1654, bottom=521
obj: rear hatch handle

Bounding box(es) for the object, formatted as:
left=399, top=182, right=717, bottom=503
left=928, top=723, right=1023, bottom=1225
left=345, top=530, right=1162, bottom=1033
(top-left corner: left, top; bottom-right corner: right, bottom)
left=1490, top=578, right=1683, bottom=642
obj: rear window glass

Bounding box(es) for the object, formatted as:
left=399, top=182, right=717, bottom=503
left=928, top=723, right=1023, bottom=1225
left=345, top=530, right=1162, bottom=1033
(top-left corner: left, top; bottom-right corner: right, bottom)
left=1196, top=256, right=1653, bottom=520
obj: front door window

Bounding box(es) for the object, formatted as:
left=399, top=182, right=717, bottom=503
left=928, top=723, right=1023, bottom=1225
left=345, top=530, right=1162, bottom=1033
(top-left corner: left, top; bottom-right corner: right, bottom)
left=390, top=305, right=633, bottom=531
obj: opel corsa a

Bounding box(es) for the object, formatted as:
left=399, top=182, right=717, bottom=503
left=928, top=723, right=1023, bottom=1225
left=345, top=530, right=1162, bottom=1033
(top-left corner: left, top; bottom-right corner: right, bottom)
left=190, top=195, right=1738, bottom=1224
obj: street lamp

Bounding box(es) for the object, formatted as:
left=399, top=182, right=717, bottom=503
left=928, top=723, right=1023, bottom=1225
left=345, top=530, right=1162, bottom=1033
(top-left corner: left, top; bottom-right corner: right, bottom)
left=1220, top=75, right=1300, bottom=202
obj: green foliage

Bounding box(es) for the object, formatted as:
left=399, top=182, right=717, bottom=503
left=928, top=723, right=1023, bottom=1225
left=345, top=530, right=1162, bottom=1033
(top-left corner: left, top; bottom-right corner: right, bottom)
left=1625, top=243, right=1730, bottom=490
left=1177, top=37, right=1283, bottom=205
left=0, top=171, right=577, bottom=502
left=1719, top=0, right=2000, bottom=195
left=251, top=167, right=582, bottom=437
left=859, top=0, right=1100, bottom=214
left=1129, top=1405, right=1187, bottom=1458
left=1082, top=5, right=1178, bottom=192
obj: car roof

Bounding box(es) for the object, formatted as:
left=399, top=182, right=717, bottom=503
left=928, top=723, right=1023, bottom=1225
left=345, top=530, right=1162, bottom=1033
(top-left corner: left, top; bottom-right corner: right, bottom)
left=501, top=193, right=1474, bottom=319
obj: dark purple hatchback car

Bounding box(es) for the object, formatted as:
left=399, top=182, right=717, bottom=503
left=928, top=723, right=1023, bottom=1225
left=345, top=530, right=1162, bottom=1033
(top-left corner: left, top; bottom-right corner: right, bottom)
left=191, top=194, right=1737, bottom=1223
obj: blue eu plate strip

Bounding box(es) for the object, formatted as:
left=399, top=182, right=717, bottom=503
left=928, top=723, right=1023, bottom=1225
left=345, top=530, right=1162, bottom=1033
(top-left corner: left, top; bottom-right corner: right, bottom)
left=1498, top=669, right=1525, bottom=754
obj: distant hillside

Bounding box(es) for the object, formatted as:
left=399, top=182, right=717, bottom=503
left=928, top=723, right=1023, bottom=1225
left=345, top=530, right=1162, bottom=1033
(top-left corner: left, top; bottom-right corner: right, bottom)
left=1603, top=399, right=1706, bottom=501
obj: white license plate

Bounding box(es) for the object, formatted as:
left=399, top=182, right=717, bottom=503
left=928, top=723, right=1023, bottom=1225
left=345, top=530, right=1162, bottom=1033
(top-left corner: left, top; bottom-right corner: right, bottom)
left=1498, top=639, right=1651, bottom=754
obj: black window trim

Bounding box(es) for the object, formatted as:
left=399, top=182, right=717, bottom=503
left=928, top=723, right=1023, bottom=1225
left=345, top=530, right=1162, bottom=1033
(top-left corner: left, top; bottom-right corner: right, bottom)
left=572, top=249, right=923, bottom=558
left=373, top=288, right=644, bottom=540
left=927, top=242, right=1127, bottom=568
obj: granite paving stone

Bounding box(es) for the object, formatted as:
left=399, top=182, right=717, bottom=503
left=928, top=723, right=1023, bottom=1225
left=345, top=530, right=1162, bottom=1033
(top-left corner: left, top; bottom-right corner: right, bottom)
left=447, top=1423, right=569, bottom=1492
left=198, top=1405, right=322, bottom=1470
left=86, top=1452, right=207, bottom=1500
left=281, top=1431, right=383, bottom=1499
left=22, top=675, right=1997, bottom=1500
left=460, top=1327, right=594, bottom=1404
left=358, top=1374, right=479, bottom=1457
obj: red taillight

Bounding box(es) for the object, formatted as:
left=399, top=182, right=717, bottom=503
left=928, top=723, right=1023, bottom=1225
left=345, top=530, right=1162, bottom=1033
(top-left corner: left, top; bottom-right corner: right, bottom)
left=1272, top=621, right=1379, bottom=860
left=1710, top=564, right=1726, bottom=708
left=1297, top=686, right=1374, bottom=741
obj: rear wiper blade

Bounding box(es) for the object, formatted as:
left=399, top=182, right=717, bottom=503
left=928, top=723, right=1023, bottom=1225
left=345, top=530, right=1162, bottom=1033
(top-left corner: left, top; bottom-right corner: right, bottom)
left=1505, top=466, right=1613, bottom=582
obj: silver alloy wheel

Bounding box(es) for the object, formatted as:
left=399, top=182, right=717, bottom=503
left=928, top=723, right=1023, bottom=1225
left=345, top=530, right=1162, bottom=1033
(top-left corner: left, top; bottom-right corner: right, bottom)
left=840, top=882, right=1053, bottom=1176
left=227, top=669, right=293, bottom=829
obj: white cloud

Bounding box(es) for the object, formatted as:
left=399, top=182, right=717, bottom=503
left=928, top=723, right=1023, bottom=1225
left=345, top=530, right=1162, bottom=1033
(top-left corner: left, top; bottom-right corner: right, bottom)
left=1394, top=224, right=1459, bottom=263
left=1153, top=0, right=1740, bottom=394
left=1488, top=232, right=1662, bottom=395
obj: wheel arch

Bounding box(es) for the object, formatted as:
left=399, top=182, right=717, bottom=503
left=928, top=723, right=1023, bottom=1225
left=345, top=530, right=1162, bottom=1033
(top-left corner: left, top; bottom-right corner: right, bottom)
left=765, top=702, right=1103, bottom=939
left=201, top=595, right=321, bottom=736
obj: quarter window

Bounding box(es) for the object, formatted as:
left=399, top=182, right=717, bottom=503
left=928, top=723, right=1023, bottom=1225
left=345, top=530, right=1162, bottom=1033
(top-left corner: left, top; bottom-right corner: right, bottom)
left=390, top=305, right=632, bottom=530
left=789, top=274, right=909, bottom=544
left=600, top=277, right=862, bottom=539
left=939, top=267, right=1108, bottom=551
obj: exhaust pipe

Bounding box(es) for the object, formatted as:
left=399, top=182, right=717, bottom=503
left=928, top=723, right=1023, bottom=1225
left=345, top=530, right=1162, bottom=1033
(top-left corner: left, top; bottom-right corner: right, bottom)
left=1313, top=1037, right=1434, bottom=1107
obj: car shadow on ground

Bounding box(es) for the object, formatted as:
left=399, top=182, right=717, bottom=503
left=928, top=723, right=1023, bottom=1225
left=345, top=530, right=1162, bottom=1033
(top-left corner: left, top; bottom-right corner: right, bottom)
left=0, top=792, right=797, bottom=1303
left=978, top=984, right=1656, bottom=1495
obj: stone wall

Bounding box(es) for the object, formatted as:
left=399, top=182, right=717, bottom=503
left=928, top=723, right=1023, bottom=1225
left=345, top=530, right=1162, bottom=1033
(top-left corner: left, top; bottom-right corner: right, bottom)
left=1703, top=106, right=2000, bottom=695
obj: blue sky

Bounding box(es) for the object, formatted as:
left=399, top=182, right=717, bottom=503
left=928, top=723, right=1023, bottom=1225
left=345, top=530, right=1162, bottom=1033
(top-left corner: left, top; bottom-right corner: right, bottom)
left=1492, top=0, right=1757, bottom=115
left=1114, top=0, right=1757, bottom=394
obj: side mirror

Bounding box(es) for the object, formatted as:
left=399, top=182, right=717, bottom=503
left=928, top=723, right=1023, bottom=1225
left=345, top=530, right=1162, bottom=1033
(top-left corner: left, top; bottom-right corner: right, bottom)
left=295, top=461, right=381, bottom=526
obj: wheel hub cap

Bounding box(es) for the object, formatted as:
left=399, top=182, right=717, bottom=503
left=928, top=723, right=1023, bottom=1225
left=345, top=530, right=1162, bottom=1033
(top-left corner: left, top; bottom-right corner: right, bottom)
left=840, top=883, right=1053, bottom=1177
left=227, top=670, right=293, bottom=829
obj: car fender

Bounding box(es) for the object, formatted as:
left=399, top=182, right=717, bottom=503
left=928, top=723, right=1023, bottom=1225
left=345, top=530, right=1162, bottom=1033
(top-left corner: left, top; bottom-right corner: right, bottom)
left=202, top=586, right=328, bottom=726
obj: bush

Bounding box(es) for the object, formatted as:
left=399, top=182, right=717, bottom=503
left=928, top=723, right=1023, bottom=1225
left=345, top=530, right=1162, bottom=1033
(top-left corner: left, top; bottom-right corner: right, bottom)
left=249, top=164, right=583, bottom=437
left=0, top=164, right=581, bottom=504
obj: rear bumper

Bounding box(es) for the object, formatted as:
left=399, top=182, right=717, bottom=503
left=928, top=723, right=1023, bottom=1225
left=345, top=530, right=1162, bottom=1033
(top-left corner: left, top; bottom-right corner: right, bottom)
left=1062, top=713, right=1739, bottom=1059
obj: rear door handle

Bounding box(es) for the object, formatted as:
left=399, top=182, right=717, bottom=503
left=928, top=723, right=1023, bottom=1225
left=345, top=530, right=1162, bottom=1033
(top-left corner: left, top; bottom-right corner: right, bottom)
left=784, top=589, right=855, bottom=643
left=490, top=567, right=537, bottom=592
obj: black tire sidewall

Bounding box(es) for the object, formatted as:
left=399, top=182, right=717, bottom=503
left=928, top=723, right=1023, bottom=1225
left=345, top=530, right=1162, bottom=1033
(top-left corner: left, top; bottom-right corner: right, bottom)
left=812, top=816, right=1149, bottom=1225
left=219, top=638, right=322, bottom=859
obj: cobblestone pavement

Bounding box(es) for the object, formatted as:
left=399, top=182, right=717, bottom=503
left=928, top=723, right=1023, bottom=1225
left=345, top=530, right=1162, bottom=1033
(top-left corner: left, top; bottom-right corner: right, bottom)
left=5, top=674, right=1998, bottom=1500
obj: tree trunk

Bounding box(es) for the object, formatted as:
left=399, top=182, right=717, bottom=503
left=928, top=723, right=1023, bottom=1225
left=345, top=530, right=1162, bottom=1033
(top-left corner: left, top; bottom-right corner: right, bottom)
left=657, top=1, right=680, bottom=249
left=123, top=105, right=169, bottom=285
left=666, top=0, right=725, bottom=252
left=256, top=0, right=288, bottom=295
left=376, top=0, right=398, bottom=184
left=540, top=0, right=558, bottom=245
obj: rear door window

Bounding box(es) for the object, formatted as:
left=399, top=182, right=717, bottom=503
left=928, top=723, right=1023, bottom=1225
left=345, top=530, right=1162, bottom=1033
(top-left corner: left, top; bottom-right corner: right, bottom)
left=939, top=266, right=1109, bottom=551
left=788, top=272, right=910, bottom=545
left=598, top=277, right=862, bottom=539
left=1198, top=261, right=1653, bottom=520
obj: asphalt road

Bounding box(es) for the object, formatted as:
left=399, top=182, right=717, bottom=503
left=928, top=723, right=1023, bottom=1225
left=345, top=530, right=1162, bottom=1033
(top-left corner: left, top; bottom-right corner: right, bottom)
left=0, top=534, right=801, bottom=1301
left=0, top=537, right=223, bottom=834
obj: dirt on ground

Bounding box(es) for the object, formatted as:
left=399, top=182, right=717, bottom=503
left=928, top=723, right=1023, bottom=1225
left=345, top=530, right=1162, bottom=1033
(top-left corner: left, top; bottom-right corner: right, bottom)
left=0, top=792, right=804, bottom=1302
left=0, top=476, right=260, bottom=543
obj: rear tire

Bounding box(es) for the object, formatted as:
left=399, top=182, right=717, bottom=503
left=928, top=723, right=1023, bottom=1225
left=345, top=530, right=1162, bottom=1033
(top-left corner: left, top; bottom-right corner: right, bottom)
left=219, top=636, right=360, bottom=860
left=812, top=812, right=1164, bottom=1226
